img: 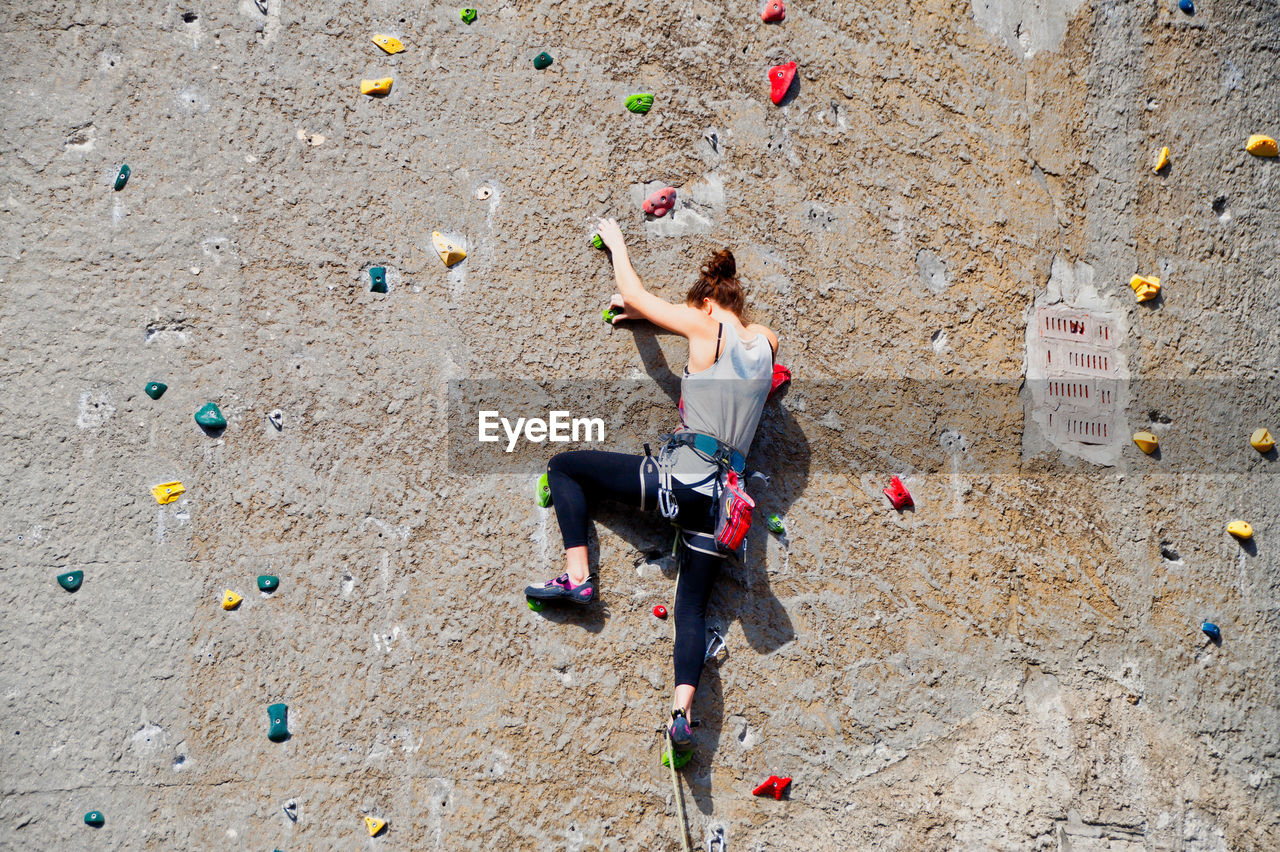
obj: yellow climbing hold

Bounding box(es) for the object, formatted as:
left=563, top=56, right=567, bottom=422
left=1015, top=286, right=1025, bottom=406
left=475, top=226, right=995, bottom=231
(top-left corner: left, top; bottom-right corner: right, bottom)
left=1152, top=145, right=1170, bottom=173
left=361, top=77, right=393, bottom=96
left=1132, top=431, right=1159, bottom=454
left=1227, top=521, right=1253, bottom=540
left=1245, top=134, right=1278, bottom=157
left=1129, top=274, right=1160, bottom=302
left=432, top=231, right=466, bottom=267
left=151, top=481, right=185, bottom=504
left=371, top=34, right=404, bottom=55
left=1251, top=427, right=1275, bottom=453
left=221, top=590, right=243, bottom=610
left=364, top=816, right=387, bottom=836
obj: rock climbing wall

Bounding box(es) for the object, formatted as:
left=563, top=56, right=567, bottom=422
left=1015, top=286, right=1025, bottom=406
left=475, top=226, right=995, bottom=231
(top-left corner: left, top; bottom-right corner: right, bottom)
left=2, top=0, right=1278, bottom=849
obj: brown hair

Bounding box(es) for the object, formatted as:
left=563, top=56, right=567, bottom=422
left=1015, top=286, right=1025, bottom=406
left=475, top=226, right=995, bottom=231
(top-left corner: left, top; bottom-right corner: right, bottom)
left=685, top=248, right=746, bottom=318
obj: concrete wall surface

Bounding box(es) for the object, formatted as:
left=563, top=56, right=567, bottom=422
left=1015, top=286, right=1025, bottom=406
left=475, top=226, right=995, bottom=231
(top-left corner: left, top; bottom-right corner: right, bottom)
left=1, top=0, right=1277, bottom=849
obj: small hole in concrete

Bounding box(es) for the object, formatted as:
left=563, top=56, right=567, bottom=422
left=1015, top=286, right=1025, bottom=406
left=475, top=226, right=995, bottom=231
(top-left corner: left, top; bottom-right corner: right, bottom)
left=1212, top=196, right=1227, bottom=215
left=182, top=11, right=198, bottom=23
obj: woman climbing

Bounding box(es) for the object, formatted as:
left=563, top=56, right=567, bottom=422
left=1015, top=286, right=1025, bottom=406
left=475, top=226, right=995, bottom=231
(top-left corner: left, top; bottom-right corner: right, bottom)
left=524, top=217, right=778, bottom=755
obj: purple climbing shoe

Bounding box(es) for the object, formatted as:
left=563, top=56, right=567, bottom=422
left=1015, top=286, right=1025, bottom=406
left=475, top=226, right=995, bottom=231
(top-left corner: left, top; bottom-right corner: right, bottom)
left=525, top=572, right=596, bottom=604
left=668, top=709, right=693, bottom=751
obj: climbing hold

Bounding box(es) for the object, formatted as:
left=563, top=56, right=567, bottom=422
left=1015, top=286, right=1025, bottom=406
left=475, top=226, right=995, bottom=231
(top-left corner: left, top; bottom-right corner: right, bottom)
left=221, top=589, right=243, bottom=610
left=603, top=306, right=620, bottom=324
left=1251, top=428, right=1275, bottom=453
left=1129, top=274, right=1161, bottom=302
left=144, top=381, right=167, bottom=400
left=662, top=747, right=693, bottom=769
left=653, top=605, right=668, bottom=619
left=370, top=34, right=404, bottom=54
left=431, top=231, right=466, bottom=267
left=1152, top=145, right=1170, bottom=173
left=460, top=8, right=477, bottom=24
left=194, top=402, right=227, bottom=429
left=536, top=472, right=552, bottom=508
left=283, top=799, right=298, bottom=821
left=151, top=481, right=185, bottom=504
left=57, top=570, right=84, bottom=592
left=752, top=775, right=792, bottom=799
left=84, top=811, right=105, bottom=827
left=258, top=575, right=280, bottom=593
left=591, top=233, right=605, bottom=249
left=883, top=475, right=913, bottom=510
left=360, top=77, right=393, bottom=96
left=1201, top=621, right=1220, bottom=642
left=768, top=61, right=797, bottom=105
left=1227, top=520, right=1253, bottom=540
left=113, top=165, right=130, bottom=191
left=1132, top=431, right=1159, bottom=454
left=364, top=816, right=387, bottom=837
left=369, top=266, right=387, bottom=293
left=267, top=702, right=290, bottom=741
left=1245, top=134, right=1278, bottom=157
left=268, top=409, right=283, bottom=430
left=1178, top=0, right=1194, bottom=14
left=533, top=52, right=553, bottom=70
left=526, top=598, right=545, bottom=612
left=766, top=513, right=786, bottom=535
left=642, top=187, right=676, bottom=218
left=625, top=93, right=654, bottom=114
left=761, top=0, right=786, bottom=22
left=769, top=363, right=792, bottom=399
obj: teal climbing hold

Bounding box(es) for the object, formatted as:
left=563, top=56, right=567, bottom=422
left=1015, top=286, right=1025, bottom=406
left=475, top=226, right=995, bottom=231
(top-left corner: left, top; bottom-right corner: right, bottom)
left=267, top=703, right=290, bottom=741
left=536, top=472, right=552, bottom=507
left=194, top=402, right=226, bottom=429
left=258, top=575, right=280, bottom=593
left=144, top=381, right=167, bottom=400
left=460, top=7, right=477, bottom=24
left=533, top=52, right=553, bottom=70
left=114, top=165, right=130, bottom=191
left=625, top=93, right=654, bottom=114
left=84, top=811, right=104, bottom=827
left=369, top=266, right=387, bottom=293
left=58, top=570, right=84, bottom=592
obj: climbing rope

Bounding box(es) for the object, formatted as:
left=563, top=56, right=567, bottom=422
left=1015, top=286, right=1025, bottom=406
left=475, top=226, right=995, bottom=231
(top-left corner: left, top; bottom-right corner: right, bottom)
left=665, top=724, right=691, bottom=852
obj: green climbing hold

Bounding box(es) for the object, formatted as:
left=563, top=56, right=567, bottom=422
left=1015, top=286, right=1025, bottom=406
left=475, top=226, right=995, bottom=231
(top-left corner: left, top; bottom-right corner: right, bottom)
left=144, top=381, right=167, bottom=400
left=258, top=575, right=280, bottom=593
left=194, top=402, right=226, bottom=429
left=591, top=233, right=605, bottom=250
left=662, top=748, right=692, bottom=769
left=113, top=165, right=130, bottom=191
left=84, top=811, right=105, bottom=827
left=536, top=472, right=552, bottom=507
left=602, top=307, right=619, bottom=324
left=766, top=513, right=785, bottom=535
left=460, top=7, right=477, bottom=24
left=533, top=52, right=553, bottom=70
left=58, top=570, right=84, bottom=592
left=369, top=266, right=387, bottom=293
left=526, top=598, right=545, bottom=612
left=267, top=702, right=290, bottom=742
left=625, top=93, right=654, bottom=114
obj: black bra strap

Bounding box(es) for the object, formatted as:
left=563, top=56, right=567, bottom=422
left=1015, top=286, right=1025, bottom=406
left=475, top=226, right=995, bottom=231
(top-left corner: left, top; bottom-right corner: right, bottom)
left=714, top=322, right=723, bottom=362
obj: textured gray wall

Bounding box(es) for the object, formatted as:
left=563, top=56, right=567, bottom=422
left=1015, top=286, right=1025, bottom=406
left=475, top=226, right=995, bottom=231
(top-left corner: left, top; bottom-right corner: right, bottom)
left=1, top=0, right=1277, bottom=849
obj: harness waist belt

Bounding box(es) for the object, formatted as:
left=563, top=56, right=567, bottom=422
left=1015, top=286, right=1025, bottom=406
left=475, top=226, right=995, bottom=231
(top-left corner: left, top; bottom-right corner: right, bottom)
left=664, top=432, right=746, bottom=473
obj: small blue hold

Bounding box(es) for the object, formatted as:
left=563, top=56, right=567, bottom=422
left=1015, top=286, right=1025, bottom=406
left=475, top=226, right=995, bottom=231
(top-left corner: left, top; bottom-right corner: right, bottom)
left=1201, top=621, right=1220, bottom=642
left=1178, top=0, right=1194, bottom=14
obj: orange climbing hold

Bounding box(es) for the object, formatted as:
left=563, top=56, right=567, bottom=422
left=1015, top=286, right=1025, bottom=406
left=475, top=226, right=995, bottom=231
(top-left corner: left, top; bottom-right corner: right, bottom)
left=761, top=1, right=786, bottom=23
left=1129, top=274, right=1160, bottom=302
left=1152, top=145, right=1170, bottom=173
left=1245, top=134, right=1278, bottom=157
left=642, top=187, right=676, bottom=218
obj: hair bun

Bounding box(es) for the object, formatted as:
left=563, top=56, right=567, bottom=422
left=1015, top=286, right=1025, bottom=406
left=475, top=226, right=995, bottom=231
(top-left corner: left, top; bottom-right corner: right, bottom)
left=702, top=248, right=736, bottom=281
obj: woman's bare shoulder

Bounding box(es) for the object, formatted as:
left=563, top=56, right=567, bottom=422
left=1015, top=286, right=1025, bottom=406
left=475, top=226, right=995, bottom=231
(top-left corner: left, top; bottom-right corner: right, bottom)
left=747, top=322, right=779, bottom=350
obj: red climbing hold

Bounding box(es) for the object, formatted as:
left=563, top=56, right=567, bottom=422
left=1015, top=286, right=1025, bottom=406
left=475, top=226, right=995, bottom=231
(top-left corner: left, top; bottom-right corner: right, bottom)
left=642, top=187, right=676, bottom=218
left=752, top=775, right=792, bottom=799
left=769, top=61, right=797, bottom=105
left=769, top=364, right=791, bottom=400
left=761, top=0, right=786, bottom=22
left=653, top=605, right=668, bottom=619
left=883, top=475, right=913, bottom=511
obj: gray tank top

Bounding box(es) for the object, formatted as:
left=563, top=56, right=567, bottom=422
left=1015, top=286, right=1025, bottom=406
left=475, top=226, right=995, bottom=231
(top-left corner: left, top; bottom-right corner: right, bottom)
left=669, top=323, right=774, bottom=493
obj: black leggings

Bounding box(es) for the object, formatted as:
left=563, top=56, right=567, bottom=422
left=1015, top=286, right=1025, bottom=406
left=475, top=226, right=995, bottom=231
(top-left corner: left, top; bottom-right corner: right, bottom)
left=546, top=450, right=723, bottom=690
